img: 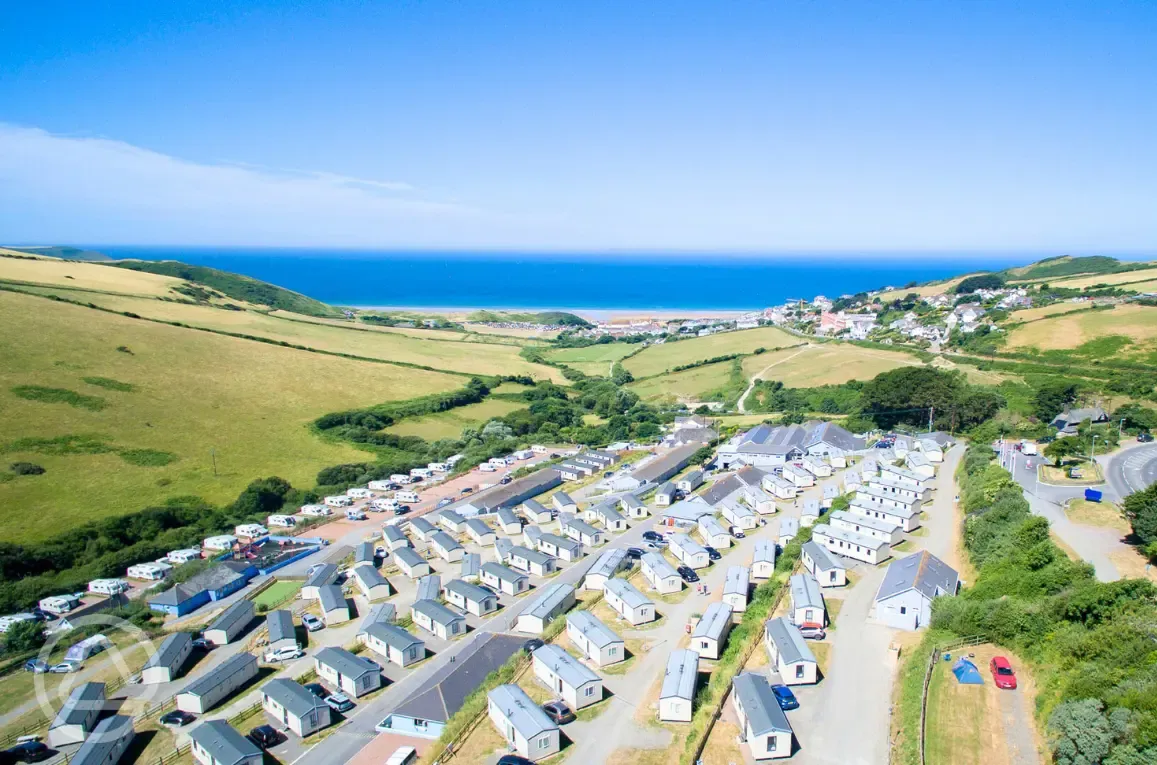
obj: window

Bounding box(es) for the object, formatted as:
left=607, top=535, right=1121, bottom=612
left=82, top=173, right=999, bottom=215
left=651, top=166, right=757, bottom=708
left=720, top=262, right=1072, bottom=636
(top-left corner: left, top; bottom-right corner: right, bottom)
left=701, top=640, right=709, bottom=649
left=585, top=686, right=594, bottom=697
left=767, top=734, right=778, bottom=750
left=538, top=735, right=551, bottom=750
left=900, top=606, right=907, bottom=614
left=795, top=664, right=805, bottom=678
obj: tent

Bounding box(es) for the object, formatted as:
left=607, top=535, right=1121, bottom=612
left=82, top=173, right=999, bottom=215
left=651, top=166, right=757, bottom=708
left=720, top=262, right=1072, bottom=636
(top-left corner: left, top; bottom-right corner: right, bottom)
left=952, top=658, right=984, bottom=685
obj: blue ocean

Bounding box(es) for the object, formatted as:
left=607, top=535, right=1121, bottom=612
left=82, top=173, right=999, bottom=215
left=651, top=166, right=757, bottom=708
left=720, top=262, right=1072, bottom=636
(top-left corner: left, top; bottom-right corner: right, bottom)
left=95, top=248, right=1052, bottom=311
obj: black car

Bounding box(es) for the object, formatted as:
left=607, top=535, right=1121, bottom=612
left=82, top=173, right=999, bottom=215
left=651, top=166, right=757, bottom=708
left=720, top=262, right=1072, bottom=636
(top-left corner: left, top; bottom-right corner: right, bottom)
left=625, top=547, right=645, bottom=560
left=247, top=725, right=280, bottom=749
left=3, top=741, right=50, bottom=763
left=497, top=756, right=537, bottom=765
left=461, top=486, right=474, bottom=494
left=522, top=638, right=545, bottom=655
left=677, top=566, right=699, bottom=583
left=704, top=546, right=722, bottom=561
left=542, top=700, right=576, bottom=724
left=304, top=683, right=330, bottom=699
left=642, top=530, right=664, bottom=543
left=1140, top=432, right=1154, bottom=443
left=500, top=477, right=512, bottom=485
left=159, top=710, right=196, bottom=728
left=604, top=471, right=614, bottom=478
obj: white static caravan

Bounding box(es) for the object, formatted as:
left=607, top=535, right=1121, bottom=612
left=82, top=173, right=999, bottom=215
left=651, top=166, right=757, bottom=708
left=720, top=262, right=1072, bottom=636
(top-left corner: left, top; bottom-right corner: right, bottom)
left=392, top=546, right=432, bottom=579
left=520, top=526, right=541, bottom=550
left=140, top=632, right=193, bottom=684
left=879, top=464, right=935, bottom=492
left=363, top=622, right=425, bottom=668
left=722, top=566, right=751, bottom=613
left=856, top=485, right=925, bottom=516
left=443, top=579, right=498, bottom=617
left=48, top=682, right=105, bottom=747
left=487, top=684, right=560, bottom=762
left=465, top=518, right=497, bottom=547
left=460, top=552, right=482, bottom=583
left=654, top=482, right=677, bottom=506
left=619, top=494, right=648, bottom=519
left=831, top=510, right=904, bottom=546
left=697, top=515, right=732, bottom=549
left=801, top=499, right=822, bottom=528
left=604, top=579, right=655, bottom=625
left=812, top=524, right=891, bottom=565
left=351, top=565, right=392, bottom=601
left=202, top=534, right=237, bottom=552
left=677, top=469, right=705, bottom=493
left=561, top=517, right=603, bottom=547
left=382, top=525, right=409, bottom=551
left=658, top=649, right=700, bottom=723
left=640, top=552, right=682, bottom=594
left=566, top=611, right=625, bottom=667
left=347, top=487, right=372, bottom=499
left=324, top=495, right=353, bottom=508
left=591, top=502, right=628, bottom=532
left=430, top=531, right=465, bottom=563
left=841, top=469, right=863, bottom=493
left=778, top=517, right=799, bottom=547
left=720, top=499, right=758, bottom=531
left=177, top=653, right=259, bottom=714
left=389, top=473, right=411, bottom=485
left=314, top=647, right=382, bottom=699
left=764, top=617, right=818, bottom=686
left=848, top=497, right=921, bottom=533
left=801, top=541, right=847, bottom=587
left=415, top=574, right=442, bottom=604
left=801, top=456, right=832, bottom=478
left=126, top=561, right=172, bottom=581
left=905, top=450, right=936, bottom=478
left=438, top=510, right=466, bottom=534
left=497, top=507, right=523, bottom=534
left=318, top=585, right=351, bottom=627
left=866, top=475, right=932, bottom=503
left=691, top=601, right=734, bottom=660
left=261, top=678, right=331, bottom=738
left=70, top=714, right=135, bottom=765
left=732, top=673, right=794, bottom=760
left=751, top=539, right=776, bottom=580
left=480, top=562, right=529, bottom=596
left=532, top=644, right=603, bottom=711
left=515, top=583, right=575, bottom=635
left=302, top=563, right=339, bottom=600
left=190, top=721, right=262, bottom=765
left=821, top=484, right=839, bottom=509
left=552, top=492, right=578, bottom=514
left=411, top=600, right=466, bottom=640
left=267, top=514, right=297, bottom=529
left=789, top=573, right=825, bottom=627
left=509, top=545, right=558, bottom=577
left=917, top=438, right=944, bottom=462
left=781, top=464, right=814, bottom=488
left=583, top=548, right=627, bottom=591
left=407, top=517, right=436, bottom=542
left=204, top=600, right=255, bottom=646
left=538, top=533, right=583, bottom=563
left=761, top=474, right=798, bottom=500
left=523, top=499, right=554, bottom=524
left=669, top=533, right=711, bottom=570
left=299, top=504, right=331, bottom=518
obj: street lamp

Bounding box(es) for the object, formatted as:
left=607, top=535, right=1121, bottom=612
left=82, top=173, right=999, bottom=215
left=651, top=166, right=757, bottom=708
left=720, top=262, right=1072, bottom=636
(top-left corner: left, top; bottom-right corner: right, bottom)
left=1090, top=435, right=1100, bottom=466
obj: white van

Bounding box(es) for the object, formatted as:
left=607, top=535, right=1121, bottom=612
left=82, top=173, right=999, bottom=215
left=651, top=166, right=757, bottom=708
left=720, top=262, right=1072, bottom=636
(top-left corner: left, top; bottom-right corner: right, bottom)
left=386, top=746, right=418, bottom=765
left=390, top=474, right=412, bottom=485
left=479, top=463, right=496, bottom=473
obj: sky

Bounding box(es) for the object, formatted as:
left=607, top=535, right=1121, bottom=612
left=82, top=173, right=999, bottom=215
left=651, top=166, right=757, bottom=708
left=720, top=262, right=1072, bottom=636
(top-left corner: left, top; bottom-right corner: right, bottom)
left=1, top=0, right=1155, bottom=253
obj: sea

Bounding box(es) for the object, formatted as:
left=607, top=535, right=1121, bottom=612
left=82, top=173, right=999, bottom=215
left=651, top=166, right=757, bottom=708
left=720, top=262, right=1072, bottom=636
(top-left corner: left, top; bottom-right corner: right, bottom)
left=93, top=247, right=1071, bottom=313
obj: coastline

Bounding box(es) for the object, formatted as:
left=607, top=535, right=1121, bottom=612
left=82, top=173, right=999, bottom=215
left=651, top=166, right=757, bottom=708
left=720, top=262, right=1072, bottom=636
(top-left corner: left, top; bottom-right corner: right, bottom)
left=349, top=305, right=754, bottom=321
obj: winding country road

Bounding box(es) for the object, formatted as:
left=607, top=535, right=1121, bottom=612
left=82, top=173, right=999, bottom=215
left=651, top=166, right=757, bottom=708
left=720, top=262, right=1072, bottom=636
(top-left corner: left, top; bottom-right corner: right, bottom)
left=736, top=344, right=811, bottom=413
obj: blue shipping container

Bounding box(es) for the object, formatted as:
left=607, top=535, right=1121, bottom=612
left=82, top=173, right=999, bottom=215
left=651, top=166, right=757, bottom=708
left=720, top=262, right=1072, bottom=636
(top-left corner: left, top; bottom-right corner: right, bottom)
left=1085, top=489, right=1103, bottom=502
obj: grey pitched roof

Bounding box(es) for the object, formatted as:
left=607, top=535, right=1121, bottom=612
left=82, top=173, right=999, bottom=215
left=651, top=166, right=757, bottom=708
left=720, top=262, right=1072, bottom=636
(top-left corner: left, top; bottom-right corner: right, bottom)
left=415, top=574, right=442, bottom=603
left=364, top=622, right=423, bottom=652
left=263, top=677, right=328, bottom=718
left=566, top=611, right=622, bottom=649
left=52, top=681, right=105, bottom=727
left=660, top=649, right=700, bottom=701
left=752, top=539, right=776, bottom=566
left=430, top=530, right=463, bottom=552
left=670, top=533, right=707, bottom=557
left=823, top=483, right=839, bottom=498
left=488, top=684, right=556, bottom=740
left=789, top=573, right=823, bottom=611
left=523, top=525, right=544, bottom=542
left=460, top=552, right=481, bottom=579
left=439, top=509, right=465, bottom=526
left=698, top=515, right=727, bottom=537
left=620, top=494, right=644, bottom=509
left=412, top=599, right=465, bottom=627
left=70, top=714, right=133, bottom=765
left=208, top=599, right=253, bottom=634
left=804, top=421, right=866, bottom=452
left=523, top=583, right=574, bottom=620
left=149, top=562, right=248, bottom=606
left=315, top=646, right=378, bottom=681
left=495, top=538, right=515, bottom=559
left=481, top=562, right=526, bottom=585
left=733, top=673, right=792, bottom=736
left=264, top=611, right=295, bottom=646
left=182, top=653, right=257, bottom=698
left=586, top=548, right=626, bottom=581
left=459, top=468, right=562, bottom=512
left=802, top=498, right=821, bottom=517
left=304, top=563, right=339, bottom=589
left=355, top=541, right=375, bottom=564
left=393, top=633, right=524, bottom=723
left=511, top=544, right=555, bottom=566
left=593, top=502, right=625, bottom=523
left=144, top=631, right=193, bottom=670
left=735, top=423, right=807, bottom=455
left=533, top=644, right=599, bottom=689
left=539, top=533, right=582, bottom=555
left=876, top=551, right=959, bottom=603
left=352, top=565, right=390, bottom=590
left=724, top=567, right=750, bottom=597
left=641, top=551, right=679, bottom=581
left=358, top=603, right=397, bottom=633
left=497, top=507, right=520, bottom=526
left=383, top=525, right=408, bottom=545
left=562, top=517, right=601, bottom=538
left=692, top=601, right=733, bottom=641
left=188, top=720, right=261, bottom=765
left=445, top=579, right=493, bottom=604
left=656, top=481, right=676, bottom=496
left=632, top=444, right=698, bottom=484
left=605, top=578, right=652, bottom=610
left=464, top=518, right=493, bottom=538
left=409, top=516, right=435, bottom=535
left=552, top=491, right=574, bottom=506
left=779, top=517, right=800, bottom=536
left=393, top=546, right=426, bottom=569
left=701, top=475, right=742, bottom=505
left=765, top=617, right=816, bottom=665
left=848, top=497, right=918, bottom=521
left=317, top=584, right=346, bottom=613
left=832, top=509, right=899, bottom=535
left=801, top=540, right=844, bottom=572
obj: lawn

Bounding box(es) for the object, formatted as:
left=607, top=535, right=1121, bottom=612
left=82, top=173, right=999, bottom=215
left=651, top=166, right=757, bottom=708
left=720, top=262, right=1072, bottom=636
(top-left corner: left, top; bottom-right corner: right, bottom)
left=627, top=361, right=734, bottom=403
left=386, top=398, right=527, bottom=440
left=252, top=581, right=303, bottom=610
left=544, top=343, right=638, bottom=365
left=1005, top=304, right=1157, bottom=355
left=0, top=290, right=464, bottom=542
left=740, top=343, right=921, bottom=388
left=1028, top=265, right=1157, bottom=289
left=623, top=327, right=797, bottom=378
left=1063, top=498, right=1129, bottom=533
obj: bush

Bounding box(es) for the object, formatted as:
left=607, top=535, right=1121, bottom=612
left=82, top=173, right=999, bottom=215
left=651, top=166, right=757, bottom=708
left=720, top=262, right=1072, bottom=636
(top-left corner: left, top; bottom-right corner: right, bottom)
left=118, top=449, right=179, bottom=467
left=4, top=619, right=45, bottom=652
left=9, top=462, right=45, bottom=476
left=10, top=385, right=107, bottom=411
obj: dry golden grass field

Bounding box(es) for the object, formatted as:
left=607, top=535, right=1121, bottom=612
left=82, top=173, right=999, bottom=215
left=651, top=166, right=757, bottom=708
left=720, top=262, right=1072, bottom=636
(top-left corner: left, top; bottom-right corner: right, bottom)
left=624, top=327, right=797, bottom=377
left=740, top=343, right=921, bottom=387
left=1005, top=303, right=1157, bottom=352
left=0, top=252, right=185, bottom=297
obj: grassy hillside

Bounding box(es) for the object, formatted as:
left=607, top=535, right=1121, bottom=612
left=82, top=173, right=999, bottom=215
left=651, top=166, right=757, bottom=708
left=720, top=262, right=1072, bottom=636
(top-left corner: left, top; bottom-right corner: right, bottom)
left=627, top=360, right=734, bottom=402
left=1002, top=255, right=1145, bottom=282
left=741, top=343, right=921, bottom=387
left=544, top=342, right=639, bottom=376
left=1004, top=303, right=1157, bottom=358
left=0, top=290, right=464, bottom=542
left=0, top=252, right=190, bottom=297
left=1, top=245, right=111, bottom=261
left=623, top=326, right=797, bottom=377
left=385, top=398, right=528, bottom=440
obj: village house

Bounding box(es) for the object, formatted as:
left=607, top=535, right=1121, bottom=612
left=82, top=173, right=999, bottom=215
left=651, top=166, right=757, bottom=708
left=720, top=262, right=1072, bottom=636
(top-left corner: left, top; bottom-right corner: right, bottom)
left=353, top=541, right=376, bottom=568
left=262, top=678, right=331, bottom=737
left=566, top=611, right=625, bottom=667
left=782, top=464, right=814, bottom=488
left=691, top=601, right=733, bottom=660
left=416, top=574, right=442, bottom=605
left=495, top=538, right=515, bottom=564
left=722, top=566, right=751, bottom=613
left=604, top=578, right=656, bottom=625
left=856, top=485, right=924, bottom=515
left=314, top=647, right=381, bottom=698
left=532, top=644, right=603, bottom=710
left=481, top=562, right=528, bottom=596
left=865, top=475, right=932, bottom=503
left=874, top=551, right=960, bottom=631
left=764, top=617, right=818, bottom=686
left=659, top=649, right=700, bottom=722
left=905, top=450, right=935, bottom=478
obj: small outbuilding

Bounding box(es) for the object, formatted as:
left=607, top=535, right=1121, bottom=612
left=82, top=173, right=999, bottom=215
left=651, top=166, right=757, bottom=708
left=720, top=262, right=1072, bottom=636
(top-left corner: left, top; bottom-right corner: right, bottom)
left=189, top=719, right=263, bottom=765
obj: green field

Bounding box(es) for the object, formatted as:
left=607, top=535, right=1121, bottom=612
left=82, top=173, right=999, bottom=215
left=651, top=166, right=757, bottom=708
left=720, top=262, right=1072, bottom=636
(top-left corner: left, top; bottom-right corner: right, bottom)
left=386, top=398, right=528, bottom=440
left=0, top=290, right=464, bottom=542
left=627, top=360, right=734, bottom=402
left=623, top=327, right=797, bottom=378
left=740, top=343, right=920, bottom=387
left=544, top=342, right=638, bottom=377
left=253, top=580, right=303, bottom=609
left=1005, top=303, right=1157, bottom=357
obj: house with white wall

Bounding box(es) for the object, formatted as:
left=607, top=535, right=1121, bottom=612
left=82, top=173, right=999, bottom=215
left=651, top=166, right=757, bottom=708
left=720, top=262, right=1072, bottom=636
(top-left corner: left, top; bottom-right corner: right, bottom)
left=690, top=602, right=733, bottom=660
left=801, top=541, right=847, bottom=587
left=641, top=552, right=682, bottom=594
left=566, top=611, right=625, bottom=667
left=764, top=617, right=818, bottom=686
left=811, top=524, right=890, bottom=565
left=532, top=644, right=603, bottom=710
left=658, top=649, right=700, bottom=722
left=732, top=672, right=794, bottom=760
left=487, top=684, right=560, bottom=762
left=604, top=579, right=656, bottom=625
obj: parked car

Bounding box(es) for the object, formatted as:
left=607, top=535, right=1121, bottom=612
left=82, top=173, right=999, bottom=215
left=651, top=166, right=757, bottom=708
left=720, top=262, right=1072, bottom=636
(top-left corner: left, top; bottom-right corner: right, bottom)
left=729, top=527, right=746, bottom=539
left=677, top=566, right=699, bottom=583
left=264, top=646, right=304, bottom=663
left=770, top=684, right=799, bottom=711
left=542, top=700, right=575, bottom=724
left=990, top=656, right=1018, bottom=689
left=395, top=505, right=411, bottom=515
left=2, top=741, right=50, bottom=763
left=386, top=747, right=419, bottom=765
left=301, top=614, right=324, bottom=632
left=1139, top=432, right=1154, bottom=443
left=247, top=725, right=280, bottom=749
left=325, top=693, right=355, bottom=713
left=375, top=545, right=388, bottom=557
left=159, top=710, right=196, bottom=728
left=521, top=638, right=545, bottom=655
left=22, top=660, right=48, bottom=674
left=797, top=623, right=826, bottom=641
left=497, top=757, right=536, bottom=765
left=48, top=661, right=81, bottom=674
left=704, top=546, right=721, bottom=561
left=548, top=453, right=560, bottom=458
left=461, top=487, right=474, bottom=494
left=499, top=476, right=512, bottom=485
left=191, top=637, right=213, bottom=651
left=604, top=471, right=614, bottom=478
left=304, top=683, right=330, bottom=699
left=641, top=531, right=665, bottom=544
left=436, top=498, right=452, bottom=508
left=625, top=547, right=645, bottom=560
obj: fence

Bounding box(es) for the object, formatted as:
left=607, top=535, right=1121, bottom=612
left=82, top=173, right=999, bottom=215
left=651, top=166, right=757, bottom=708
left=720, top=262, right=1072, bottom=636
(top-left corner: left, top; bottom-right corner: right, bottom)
left=918, top=635, right=985, bottom=765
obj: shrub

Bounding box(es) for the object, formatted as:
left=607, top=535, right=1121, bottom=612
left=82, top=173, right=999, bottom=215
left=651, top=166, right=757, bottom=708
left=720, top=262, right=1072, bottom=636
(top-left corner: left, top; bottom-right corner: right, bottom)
left=10, top=385, right=107, bottom=411
left=9, top=462, right=45, bottom=476
left=4, top=619, right=45, bottom=652
left=118, top=449, right=179, bottom=467
left=81, top=376, right=137, bottom=392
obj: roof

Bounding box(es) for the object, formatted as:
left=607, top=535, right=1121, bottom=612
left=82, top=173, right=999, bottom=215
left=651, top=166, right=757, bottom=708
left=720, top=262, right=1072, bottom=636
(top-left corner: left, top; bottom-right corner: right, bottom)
left=533, top=644, right=600, bottom=689
left=552, top=491, right=574, bottom=506
left=721, top=498, right=756, bottom=519
left=263, top=678, right=328, bottom=718
left=445, top=579, right=494, bottom=604
left=779, top=517, right=800, bottom=536
left=409, top=517, right=435, bottom=535
left=364, top=622, right=423, bottom=652
left=188, top=720, right=262, bottom=765
left=734, top=423, right=807, bottom=456
left=632, top=444, right=699, bottom=484
left=566, top=611, right=622, bottom=649
left=523, top=499, right=550, bottom=516
left=802, top=498, right=821, bottom=516
left=562, top=517, right=601, bottom=538
left=641, top=551, right=679, bottom=580
left=487, top=684, right=557, bottom=740
left=393, top=633, right=524, bottom=723
left=523, top=526, right=544, bottom=542
left=464, top=518, right=493, bottom=538
left=182, top=652, right=257, bottom=698
left=52, top=681, right=105, bottom=728
left=430, top=530, right=463, bottom=552
left=593, top=502, right=625, bottom=523
left=724, top=567, right=750, bottom=597
left=876, top=551, right=959, bottom=603
left=393, top=546, right=426, bottom=569
left=539, top=533, right=582, bottom=554
left=813, top=523, right=888, bottom=551
left=416, top=574, right=442, bottom=603
left=412, top=599, right=465, bottom=627
left=857, top=485, right=920, bottom=506
left=208, top=599, right=253, bottom=634
left=692, top=601, right=733, bottom=641
left=304, top=563, right=339, bottom=589
left=801, top=540, right=844, bottom=572
left=144, top=631, right=193, bottom=670
left=656, top=481, right=676, bottom=496
left=315, top=646, right=378, bottom=680
left=70, top=715, right=133, bottom=765
left=586, top=548, right=627, bottom=580
left=752, top=539, right=775, bottom=565
left=523, top=583, right=574, bottom=620
left=698, top=515, right=727, bottom=537
left=765, top=617, right=816, bottom=665
left=682, top=468, right=705, bottom=483
left=383, top=526, right=408, bottom=544
left=660, top=649, right=700, bottom=701
left=497, top=507, right=520, bottom=525
left=832, top=510, right=900, bottom=535
left=848, top=497, right=917, bottom=521
left=670, top=533, right=707, bottom=557
left=733, top=673, right=792, bottom=736
left=358, top=603, right=397, bottom=633
left=481, top=562, right=526, bottom=585
left=661, top=498, right=715, bottom=523
left=701, top=475, right=741, bottom=505
left=605, top=578, right=652, bottom=610
left=906, top=451, right=931, bottom=467
left=804, top=421, right=866, bottom=452
left=318, top=585, right=346, bottom=613
left=511, top=544, right=556, bottom=566
left=439, top=509, right=465, bottom=526
left=355, top=541, right=375, bottom=564
left=462, top=468, right=562, bottom=512
left=620, top=494, right=644, bottom=509
left=495, top=538, right=515, bottom=558
left=461, top=553, right=481, bottom=579
left=352, top=565, right=391, bottom=590
left=264, top=611, right=295, bottom=646
left=148, top=562, right=249, bottom=606
left=789, top=573, right=823, bottom=610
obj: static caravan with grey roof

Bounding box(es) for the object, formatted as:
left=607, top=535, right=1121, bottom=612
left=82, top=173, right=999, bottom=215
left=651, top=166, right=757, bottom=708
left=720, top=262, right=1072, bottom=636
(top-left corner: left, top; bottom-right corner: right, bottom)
left=177, top=652, right=258, bottom=713
left=438, top=509, right=466, bottom=534
left=487, top=684, right=560, bottom=762
left=842, top=469, right=863, bottom=492
left=654, top=481, right=677, bottom=506
left=848, top=497, right=920, bottom=532
left=778, top=517, right=799, bottom=547
left=314, top=647, right=381, bottom=698
left=764, top=617, right=817, bottom=685
left=522, top=525, right=544, bottom=549
left=382, top=524, right=410, bottom=551
left=264, top=610, right=297, bottom=654
left=822, top=483, right=839, bottom=508
left=866, top=475, right=931, bottom=503
left=494, top=537, right=515, bottom=564
left=732, top=673, right=793, bottom=760
left=782, top=464, right=814, bottom=488
left=691, top=602, right=733, bottom=660
left=415, top=574, right=442, bottom=603
left=856, top=485, right=924, bottom=515
left=801, top=541, right=847, bottom=587
left=532, top=644, right=603, bottom=710
left=640, top=552, right=682, bottom=594
left=604, top=578, right=655, bottom=625
left=620, top=493, right=648, bottom=518
left=583, top=547, right=627, bottom=591
left=524, top=498, right=554, bottom=523
left=801, top=456, right=831, bottom=478
left=460, top=552, right=482, bottom=582
left=318, top=585, right=351, bottom=626
left=465, top=518, right=497, bottom=547
left=878, top=464, right=934, bottom=491
left=669, top=533, right=710, bottom=569
left=697, top=515, right=731, bottom=549
left=301, top=563, right=339, bottom=600
left=353, top=541, right=376, bottom=568
left=789, top=573, right=825, bottom=627
left=351, top=565, right=392, bottom=601
left=515, top=583, right=575, bottom=635
left=509, top=545, right=558, bottom=576
left=444, top=579, right=498, bottom=617
left=538, top=532, right=584, bottom=562
left=262, top=677, right=331, bottom=737
left=411, top=599, right=466, bottom=640
left=430, top=530, right=464, bottom=563
left=48, top=681, right=105, bottom=746
left=659, top=649, right=699, bottom=722
left=751, top=539, right=776, bottom=580
left=69, top=714, right=134, bottom=765
left=591, top=502, right=628, bottom=532
left=720, top=499, right=757, bottom=531
left=813, top=523, right=891, bottom=565
left=905, top=450, right=935, bottom=478
left=761, top=473, right=797, bottom=500
left=357, top=602, right=396, bottom=635
left=566, top=611, right=624, bottom=667
left=561, top=517, right=603, bottom=547
left=190, top=719, right=262, bottom=765
left=497, top=507, right=523, bottom=534
left=801, top=498, right=822, bottom=527
left=480, top=562, right=528, bottom=596
left=408, top=516, right=436, bottom=542
left=831, top=510, right=903, bottom=546
left=677, top=469, right=704, bottom=493
left=393, top=546, right=431, bottom=579
left=204, top=599, right=254, bottom=646
left=363, top=622, right=425, bottom=667
left=723, top=566, right=751, bottom=612
left=140, top=631, right=193, bottom=684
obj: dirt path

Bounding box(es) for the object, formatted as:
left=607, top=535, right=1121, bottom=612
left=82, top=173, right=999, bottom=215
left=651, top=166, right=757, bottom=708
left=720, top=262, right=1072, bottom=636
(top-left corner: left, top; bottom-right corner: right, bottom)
left=736, top=345, right=811, bottom=413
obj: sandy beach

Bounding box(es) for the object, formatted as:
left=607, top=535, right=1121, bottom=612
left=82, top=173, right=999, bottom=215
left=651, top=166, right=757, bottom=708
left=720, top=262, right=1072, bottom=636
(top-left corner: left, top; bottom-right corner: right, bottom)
left=351, top=305, right=755, bottom=322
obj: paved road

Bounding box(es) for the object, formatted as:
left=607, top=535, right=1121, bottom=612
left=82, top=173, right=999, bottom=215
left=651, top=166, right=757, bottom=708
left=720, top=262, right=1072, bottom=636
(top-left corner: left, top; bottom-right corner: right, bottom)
left=1105, top=442, right=1157, bottom=500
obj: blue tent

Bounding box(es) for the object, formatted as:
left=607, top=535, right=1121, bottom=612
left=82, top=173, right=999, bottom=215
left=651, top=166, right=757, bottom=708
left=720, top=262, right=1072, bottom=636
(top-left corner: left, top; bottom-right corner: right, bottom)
left=952, top=658, right=984, bottom=685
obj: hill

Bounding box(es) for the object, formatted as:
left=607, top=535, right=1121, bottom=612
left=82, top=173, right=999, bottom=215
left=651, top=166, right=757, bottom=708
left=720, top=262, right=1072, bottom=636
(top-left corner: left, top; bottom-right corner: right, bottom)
left=0, top=245, right=111, bottom=261
left=1002, top=255, right=1145, bottom=282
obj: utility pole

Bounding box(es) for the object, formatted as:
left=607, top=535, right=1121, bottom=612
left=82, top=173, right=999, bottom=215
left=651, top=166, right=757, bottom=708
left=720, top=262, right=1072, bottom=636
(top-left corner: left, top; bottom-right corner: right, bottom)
left=1119, top=418, right=1126, bottom=442
left=928, top=406, right=934, bottom=433
left=1089, top=435, right=1099, bottom=467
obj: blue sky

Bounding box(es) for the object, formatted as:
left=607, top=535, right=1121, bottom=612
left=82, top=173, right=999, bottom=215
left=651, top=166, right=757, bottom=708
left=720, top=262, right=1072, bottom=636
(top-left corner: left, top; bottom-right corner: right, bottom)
left=1, top=0, right=1155, bottom=252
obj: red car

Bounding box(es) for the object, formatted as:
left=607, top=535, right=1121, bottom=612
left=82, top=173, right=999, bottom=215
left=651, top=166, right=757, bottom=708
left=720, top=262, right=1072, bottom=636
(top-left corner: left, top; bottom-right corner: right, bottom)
left=990, top=656, right=1017, bottom=689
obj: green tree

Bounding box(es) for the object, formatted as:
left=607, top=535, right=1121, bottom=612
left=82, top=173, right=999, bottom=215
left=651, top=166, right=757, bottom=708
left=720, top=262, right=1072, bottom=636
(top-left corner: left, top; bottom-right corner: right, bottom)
left=1033, top=380, right=1079, bottom=421
left=610, top=363, right=634, bottom=386
left=1049, top=700, right=1130, bottom=765
left=1122, top=483, right=1157, bottom=546
left=5, top=619, right=45, bottom=652
left=1045, top=438, right=1085, bottom=466
left=955, top=273, right=1005, bottom=293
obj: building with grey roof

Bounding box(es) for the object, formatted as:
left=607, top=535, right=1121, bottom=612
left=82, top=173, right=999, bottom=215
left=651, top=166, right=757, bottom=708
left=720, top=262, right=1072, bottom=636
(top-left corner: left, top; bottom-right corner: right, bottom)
left=264, top=610, right=297, bottom=654
left=318, top=584, right=351, bottom=626
left=751, top=538, right=776, bottom=579
left=722, top=566, right=751, bottom=612
left=177, top=652, right=258, bottom=713
left=633, top=444, right=699, bottom=485
left=874, top=551, right=959, bottom=631
left=591, top=502, right=627, bottom=532
left=354, top=540, right=376, bottom=567
left=812, top=522, right=891, bottom=564
left=453, top=468, right=563, bottom=513
left=480, top=561, right=528, bottom=596
left=509, top=545, right=557, bottom=576
left=70, top=714, right=134, bottom=765
left=487, top=684, right=560, bottom=761
left=660, top=496, right=715, bottom=525
left=538, top=532, right=584, bottom=562
left=363, top=621, right=425, bottom=667
left=314, top=646, right=381, bottom=698
left=494, top=536, right=515, bottom=564
left=697, top=514, right=731, bottom=548
left=583, top=547, right=627, bottom=591
left=720, top=498, right=758, bottom=531
left=438, top=509, right=466, bottom=532
left=604, top=578, right=655, bottom=625
left=566, top=611, right=624, bottom=667
left=532, top=644, right=603, bottom=710
left=659, top=649, right=700, bottom=722
left=261, top=678, right=331, bottom=737
left=393, top=545, right=432, bottom=579
left=524, top=498, right=553, bottom=523
left=460, top=551, right=482, bottom=582
left=444, top=579, right=498, bottom=616
left=789, top=573, right=825, bottom=627
left=382, top=524, right=409, bottom=550
left=430, top=530, right=465, bottom=562
left=516, top=583, right=575, bottom=634
left=732, top=673, right=793, bottom=760
left=141, top=631, right=193, bottom=684
left=640, top=551, right=682, bottom=594
left=408, top=516, right=436, bottom=540
left=497, top=507, right=523, bottom=534
left=801, top=498, right=822, bottom=527
left=357, top=602, right=396, bottom=635
left=415, top=574, right=442, bottom=603
left=764, top=617, right=817, bottom=685
left=465, top=518, right=497, bottom=547
left=351, top=564, right=393, bottom=601
left=801, top=540, right=847, bottom=587
left=561, top=517, right=603, bottom=547
left=831, top=509, right=903, bottom=545
left=522, top=525, right=544, bottom=548
left=49, top=681, right=105, bottom=746
left=619, top=493, right=647, bottom=518
left=203, top=599, right=254, bottom=646
left=411, top=599, right=466, bottom=640
left=778, top=517, right=800, bottom=546
left=691, top=601, right=734, bottom=659
left=669, top=532, right=710, bottom=569
left=302, top=563, right=339, bottom=599
left=189, top=719, right=262, bottom=765
left=654, top=481, right=677, bottom=506
left=677, top=469, right=705, bottom=492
